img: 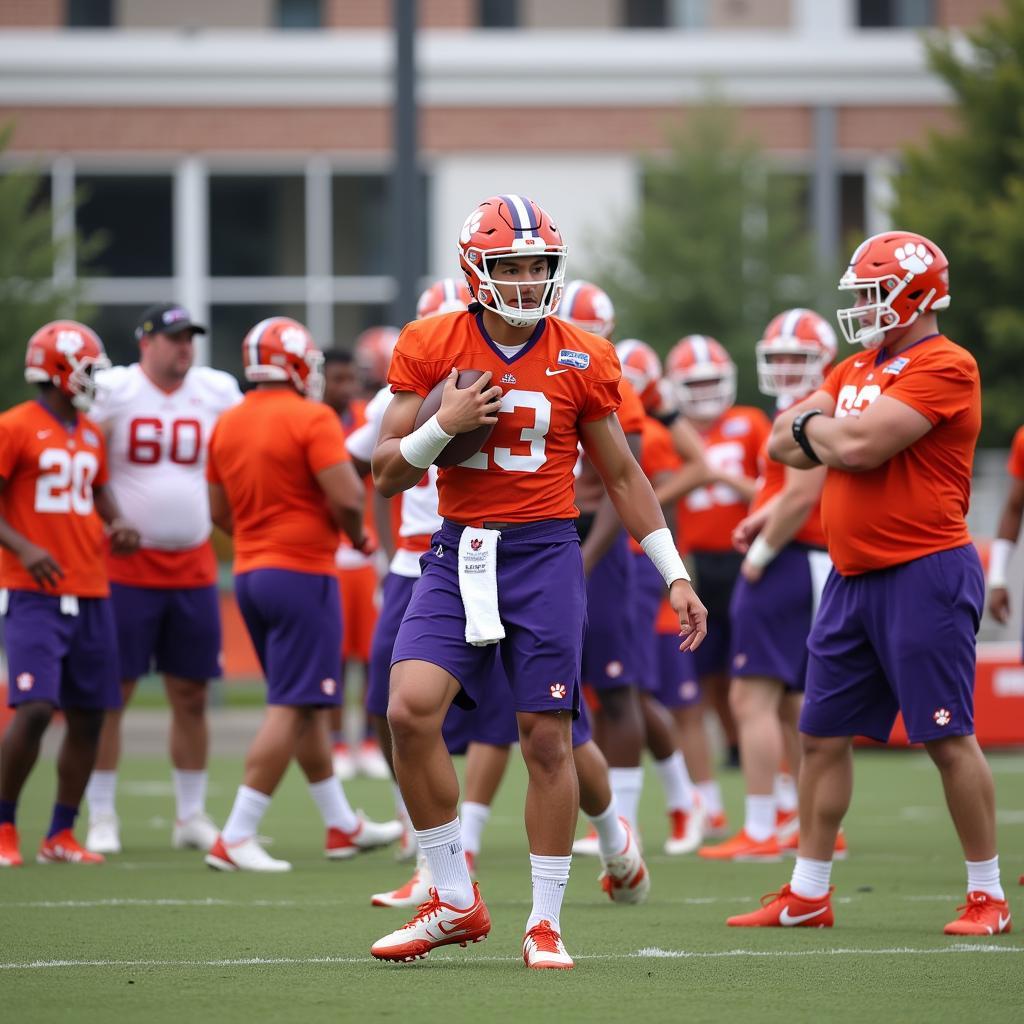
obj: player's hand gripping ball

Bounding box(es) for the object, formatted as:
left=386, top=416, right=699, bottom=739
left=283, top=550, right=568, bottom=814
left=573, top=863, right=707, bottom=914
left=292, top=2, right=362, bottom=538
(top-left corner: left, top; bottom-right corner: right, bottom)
left=414, top=368, right=500, bottom=467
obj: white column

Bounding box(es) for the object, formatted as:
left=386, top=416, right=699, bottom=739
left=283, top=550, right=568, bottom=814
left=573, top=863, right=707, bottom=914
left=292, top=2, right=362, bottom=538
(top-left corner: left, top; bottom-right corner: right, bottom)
left=305, top=155, right=334, bottom=346
left=794, top=0, right=852, bottom=37
left=865, top=155, right=897, bottom=237
left=174, top=157, right=209, bottom=365
left=51, top=156, right=76, bottom=299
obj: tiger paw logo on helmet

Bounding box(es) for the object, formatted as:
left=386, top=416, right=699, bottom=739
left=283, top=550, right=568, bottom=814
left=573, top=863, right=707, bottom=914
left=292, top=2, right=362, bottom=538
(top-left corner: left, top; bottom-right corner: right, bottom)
left=895, top=243, right=933, bottom=275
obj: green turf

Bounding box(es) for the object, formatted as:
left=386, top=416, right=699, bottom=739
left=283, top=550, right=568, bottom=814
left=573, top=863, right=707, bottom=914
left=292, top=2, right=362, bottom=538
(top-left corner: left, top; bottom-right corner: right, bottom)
left=2, top=746, right=1022, bottom=1024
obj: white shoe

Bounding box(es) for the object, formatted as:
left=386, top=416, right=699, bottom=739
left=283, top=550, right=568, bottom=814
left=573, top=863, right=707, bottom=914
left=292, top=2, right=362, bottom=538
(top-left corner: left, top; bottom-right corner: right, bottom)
left=172, top=811, right=219, bottom=851
left=372, top=861, right=433, bottom=907
left=355, top=740, right=391, bottom=780
left=370, top=883, right=491, bottom=962
left=523, top=920, right=574, bottom=969
left=664, top=791, right=708, bottom=855
left=205, top=834, right=291, bottom=872
left=332, top=745, right=356, bottom=781
left=86, top=814, right=121, bottom=855
left=395, top=817, right=418, bottom=862
left=571, top=827, right=600, bottom=857
left=599, top=818, right=650, bottom=905
left=325, top=813, right=403, bottom=859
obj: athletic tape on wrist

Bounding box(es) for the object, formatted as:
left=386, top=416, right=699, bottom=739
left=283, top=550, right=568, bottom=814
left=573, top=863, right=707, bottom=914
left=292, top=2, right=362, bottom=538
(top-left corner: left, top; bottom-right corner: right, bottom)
left=640, top=528, right=690, bottom=586
left=399, top=413, right=454, bottom=469
left=988, top=537, right=1014, bottom=588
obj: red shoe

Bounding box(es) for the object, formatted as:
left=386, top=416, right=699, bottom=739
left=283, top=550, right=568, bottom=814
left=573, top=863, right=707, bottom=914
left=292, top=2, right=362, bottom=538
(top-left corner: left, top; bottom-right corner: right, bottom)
left=779, top=828, right=848, bottom=860
left=0, top=823, right=22, bottom=867
left=943, top=892, right=1011, bottom=936
left=370, top=883, right=491, bottom=963
left=706, top=811, right=729, bottom=838
left=775, top=808, right=799, bottom=841
left=37, top=829, right=104, bottom=865
left=727, top=884, right=834, bottom=927
left=523, top=920, right=574, bottom=969
left=698, top=829, right=783, bottom=862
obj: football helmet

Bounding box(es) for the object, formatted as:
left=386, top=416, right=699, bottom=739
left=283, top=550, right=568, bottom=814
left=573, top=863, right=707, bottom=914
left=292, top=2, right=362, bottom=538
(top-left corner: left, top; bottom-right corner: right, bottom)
left=242, top=317, right=325, bottom=400
left=354, top=325, right=400, bottom=387
left=560, top=280, right=615, bottom=339
left=615, top=339, right=663, bottom=412
left=457, top=194, right=567, bottom=328
left=666, top=335, right=736, bottom=420
left=837, top=230, right=950, bottom=349
left=416, top=278, right=472, bottom=319
left=24, top=320, right=110, bottom=411
left=755, top=308, right=837, bottom=399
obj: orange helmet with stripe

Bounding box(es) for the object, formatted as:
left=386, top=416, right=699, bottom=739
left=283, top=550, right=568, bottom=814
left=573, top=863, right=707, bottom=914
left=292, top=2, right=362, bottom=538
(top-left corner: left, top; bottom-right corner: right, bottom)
left=559, top=280, right=615, bottom=339
left=615, top=339, right=662, bottom=412
left=353, top=326, right=400, bottom=389
left=416, top=278, right=473, bottom=319
left=666, top=335, right=736, bottom=420
left=24, top=320, right=110, bottom=411
left=756, top=308, right=837, bottom=399
left=242, top=316, right=324, bottom=400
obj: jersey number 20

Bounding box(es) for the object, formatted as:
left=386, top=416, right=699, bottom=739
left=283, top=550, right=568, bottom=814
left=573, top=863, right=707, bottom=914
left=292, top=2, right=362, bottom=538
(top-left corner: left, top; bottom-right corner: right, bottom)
left=35, top=449, right=99, bottom=515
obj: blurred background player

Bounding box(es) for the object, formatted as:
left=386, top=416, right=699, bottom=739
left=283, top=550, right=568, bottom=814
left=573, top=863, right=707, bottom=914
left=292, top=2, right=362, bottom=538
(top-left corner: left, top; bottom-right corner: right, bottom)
left=203, top=316, right=400, bottom=872
left=661, top=335, right=770, bottom=835
left=84, top=304, right=242, bottom=856
left=0, top=321, right=139, bottom=868
left=730, top=231, right=1011, bottom=935
left=986, top=423, right=1024, bottom=631
left=699, top=308, right=835, bottom=862
left=354, top=326, right=400, bottom=398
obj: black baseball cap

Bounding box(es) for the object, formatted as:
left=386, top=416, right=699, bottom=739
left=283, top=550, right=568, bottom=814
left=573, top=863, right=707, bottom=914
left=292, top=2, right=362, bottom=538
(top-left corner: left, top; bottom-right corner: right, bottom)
left=135, top=303, right=207, bottom=341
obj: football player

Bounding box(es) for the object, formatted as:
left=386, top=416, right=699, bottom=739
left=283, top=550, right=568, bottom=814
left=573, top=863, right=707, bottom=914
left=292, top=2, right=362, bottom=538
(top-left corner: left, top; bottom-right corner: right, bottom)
left=0, top=322, right=139, bottom=867
left=203, top=317, right=400, bottom=872
left=730, top=231, right=1011, bottom=934
left=83, top=304, right=241, bottom=856
left=368, top=195, right=706, bottom=969
left=986, top=423, right=1024, bottom=632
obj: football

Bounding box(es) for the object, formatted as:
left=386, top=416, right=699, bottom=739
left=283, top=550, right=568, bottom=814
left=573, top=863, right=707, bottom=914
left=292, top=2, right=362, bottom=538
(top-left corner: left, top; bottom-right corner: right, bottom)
left=413, top=368, right=496, bottom=467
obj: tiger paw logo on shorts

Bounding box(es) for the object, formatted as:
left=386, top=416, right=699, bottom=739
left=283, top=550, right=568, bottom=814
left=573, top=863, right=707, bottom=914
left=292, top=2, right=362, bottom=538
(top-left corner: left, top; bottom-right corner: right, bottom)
left=549, top=683, right=567, bottom=699
left=605, top=660, right=623, bottom=679
left=933, top=707, right=952, bottom=727
left=321, top=678, right=337, bottom=697
left=16, top=672, right=34, bottom=692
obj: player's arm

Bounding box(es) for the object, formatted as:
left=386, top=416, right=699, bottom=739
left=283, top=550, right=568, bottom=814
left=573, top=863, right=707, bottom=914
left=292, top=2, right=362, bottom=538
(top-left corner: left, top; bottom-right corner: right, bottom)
left=768, top=389, right=837, bottom=468
left=316, top=461, right=369, bottom=552
left=988, top=475, right=1024, bottom=624
left=374, top=489, right=396, bottom=561
left=371, top=371, right=503, bottom=498
left=732, top=498, right=778, bottom=555
left=579, top=429, right=642, bottom=575
left=581, top=414, right=707, bottom=651
left=93, top=484, right=140, bottom=554
left=739, top=465, right=826, bottom=583
left=208, top=482, right=233, bottom=535
left=655, top=419, right=714, bottom=504
left=0, top=476, right=63, bottom=588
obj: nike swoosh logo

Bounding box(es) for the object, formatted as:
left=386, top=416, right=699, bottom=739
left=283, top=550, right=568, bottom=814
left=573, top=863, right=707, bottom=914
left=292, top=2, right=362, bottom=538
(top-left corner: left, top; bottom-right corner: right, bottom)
left=854, top=361, right=866, bottom=367
left=998, top=913, right=1010, bottom=932
left=779, top=905, right=828, bottom=926
left=36, top=430, right=52, bottom=439
left=545, top=368, right=570, bottom=376
left=438, top=920, right=464, bottom=935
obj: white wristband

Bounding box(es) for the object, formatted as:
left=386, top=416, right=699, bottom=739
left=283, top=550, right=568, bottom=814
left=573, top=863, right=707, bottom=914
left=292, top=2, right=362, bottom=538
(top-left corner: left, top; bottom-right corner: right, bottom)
left=640, top=528, right=690, bottom=586
left=988, top=537, right=1014, bottom=588
left=745, top=535, right=779, bottom=570
left=399, top=413, right=455, bottom=469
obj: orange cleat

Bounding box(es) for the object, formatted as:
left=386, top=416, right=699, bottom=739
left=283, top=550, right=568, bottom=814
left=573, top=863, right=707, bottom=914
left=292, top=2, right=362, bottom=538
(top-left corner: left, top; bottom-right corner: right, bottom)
left=37, top=829, right=104, bottom=865
left=572, top=825, right=600, bottom=857
left=727, top=884, right=834, bottom=928
left=699, top=829, right=783, bottom=862
left=779, top=827, right=848, bottom=860
left=775, top=808, right=799, bottom=841
left=370, top=884, right=491, bottom=963
left=0, top=823, right=22, bottom=867
left=943, top=892, right=1011, bottom=936
left=371, top=865, right=432, bottom=908
left=523, top=920, right=574, bottom=969
left=706, top=811, right=729, bottom=838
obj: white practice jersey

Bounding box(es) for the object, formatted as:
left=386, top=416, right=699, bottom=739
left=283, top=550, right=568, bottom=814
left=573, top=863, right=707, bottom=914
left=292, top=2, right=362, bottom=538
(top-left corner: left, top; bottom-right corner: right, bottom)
left=346, top=385, right=441, bottom=578
left=92, top=364, right=243, bottom=550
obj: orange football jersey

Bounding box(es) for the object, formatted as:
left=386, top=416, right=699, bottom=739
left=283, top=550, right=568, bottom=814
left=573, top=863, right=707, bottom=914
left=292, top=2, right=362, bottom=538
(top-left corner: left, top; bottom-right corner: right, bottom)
left=749, top=435, right=825, bottom=549
left=0, top=400, right=110, bottom=597
left=1008, top=425, right=1024, bottom=481
left=207, top=389, right=351, bottom=576
left=388, top=311, right=621, bottom=526
left=629, top=415, right=683, bottom=555
left=819, top=334, right=980, bottom=575
left=676, top=406, right=771, bottom=553
left=337, top=398, right=378, bottom=555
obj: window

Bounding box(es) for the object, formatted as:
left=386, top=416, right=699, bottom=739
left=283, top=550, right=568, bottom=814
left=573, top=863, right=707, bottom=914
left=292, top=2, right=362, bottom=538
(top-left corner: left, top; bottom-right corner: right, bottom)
left=76, top=175, right=173, bottom=278
left=840, top=172, right=867, bottom=245
left=66, top=0, right=113, bottom=27
left=209, top=304, right=307, bottom=382
left=623, top=0, right=667, bottom=27
left=857, top=0, right=934, bottom=28
left=87, top=305, right=150, bottom=368
left=480, top=0, right=519, bottom=28
left=209, top=176, right=305, bottom=277
left=276, top=0, right=322, bottom=29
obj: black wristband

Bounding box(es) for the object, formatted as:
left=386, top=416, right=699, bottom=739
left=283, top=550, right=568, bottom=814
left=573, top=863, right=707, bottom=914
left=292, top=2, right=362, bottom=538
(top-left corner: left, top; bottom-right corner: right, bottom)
left=792, top=409, right=824, bottom=464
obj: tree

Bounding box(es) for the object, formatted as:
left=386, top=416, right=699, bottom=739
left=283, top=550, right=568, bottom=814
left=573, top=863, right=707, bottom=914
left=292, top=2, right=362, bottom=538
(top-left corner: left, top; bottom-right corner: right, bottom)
left=891, top=0, right=1024, bottom=444
left=590, top=102, right=820, bottom=408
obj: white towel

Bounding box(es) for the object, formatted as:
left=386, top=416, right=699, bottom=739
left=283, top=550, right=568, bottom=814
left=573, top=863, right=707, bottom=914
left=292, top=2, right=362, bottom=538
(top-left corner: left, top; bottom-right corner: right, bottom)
left=458, top=527, right=505, bottom=647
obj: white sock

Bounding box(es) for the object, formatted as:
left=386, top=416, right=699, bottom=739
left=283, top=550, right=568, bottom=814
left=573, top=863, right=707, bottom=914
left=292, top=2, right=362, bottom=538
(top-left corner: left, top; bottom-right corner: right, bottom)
left=416, top=818, right=474, bottom=909
left=790, top=856, right=832, bottom=900
left=608, top=766, right=644, bottom=832
left=392, top=783, right=407, bottom=819
left=744, top=794, right=777, bottom=842
left=307, top=776, right=359, bottom=834
left=774, top=772, right=798, bottom=814
left=966, top=855, right=1004, bottom=900
left=696, top=780, right=723, bottom=817
left=221, top=785, right=271, bottom=844
left=653, top=751, right=694, bottom=812
left=527, top=853, right=571, bottom=934
left=172, top=769, right=207, bottom=823
left=85, top=770, right=117, bottom=820
left=460, top=801, right=491, bottom=856
left=587, top=800, right=629, bottom=859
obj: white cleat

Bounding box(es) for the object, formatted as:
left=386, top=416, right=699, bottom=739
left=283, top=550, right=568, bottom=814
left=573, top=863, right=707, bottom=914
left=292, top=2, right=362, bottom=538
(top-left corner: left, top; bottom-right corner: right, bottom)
left=523, top=920, right=574, bottom=970
left=356, top=741, right=392, bottom=780
left=664, top=791, right=708, bottom=855
left=395, top=817, right=418, bottom=862
left=325, top=813, right=404, bottom=859
left=86, top=814, right=121, bottom=855
left=599, top=818, right=650, bottom=905
left=372, top=861, right=433, bottom=907
left=571, top=827, right=601, bottom=857
left=172, top=811, right=219, bottom=851
left=332, top=745, right=356, bottom=781
left=205, top=834, right=292, bottom=872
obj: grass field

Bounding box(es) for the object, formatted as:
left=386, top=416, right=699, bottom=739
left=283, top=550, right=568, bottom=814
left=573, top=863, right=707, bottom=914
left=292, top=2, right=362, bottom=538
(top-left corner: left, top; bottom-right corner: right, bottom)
left=3, top=742, right=1023, bottom=1024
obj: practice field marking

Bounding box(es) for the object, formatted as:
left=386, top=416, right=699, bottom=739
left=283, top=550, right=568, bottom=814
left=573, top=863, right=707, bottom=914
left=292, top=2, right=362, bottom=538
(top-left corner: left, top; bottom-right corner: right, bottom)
left=3, top=946, right=1021, bottom=971
left=1, top=898, right=300, bottom=909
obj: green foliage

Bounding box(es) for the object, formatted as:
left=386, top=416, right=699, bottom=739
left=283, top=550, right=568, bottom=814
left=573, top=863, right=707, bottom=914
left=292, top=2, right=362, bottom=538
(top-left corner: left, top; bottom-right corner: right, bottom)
left=590, top=104, right=821, bottom=408
left=891, top=0, right=1024, bottom=444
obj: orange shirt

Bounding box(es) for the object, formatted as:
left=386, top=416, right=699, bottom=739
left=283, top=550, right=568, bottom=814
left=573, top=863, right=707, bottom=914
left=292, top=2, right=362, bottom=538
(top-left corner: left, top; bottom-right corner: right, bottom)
left=749, top=436, right=826, bottom=549
left=388, top=311, right=621, bottom=526
left=207, top=389, right=350, bottom=576
left=0, top=400, right=110, bottom=597
left=1008, top=426, right=1024, bottom=481
left=677, top=406, right=770, bottom=554
left=616, top=378, right=646, bottom=436
left=820, top=334, right=980, bottom=575
left=629, top=415, right=683, bottom=555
